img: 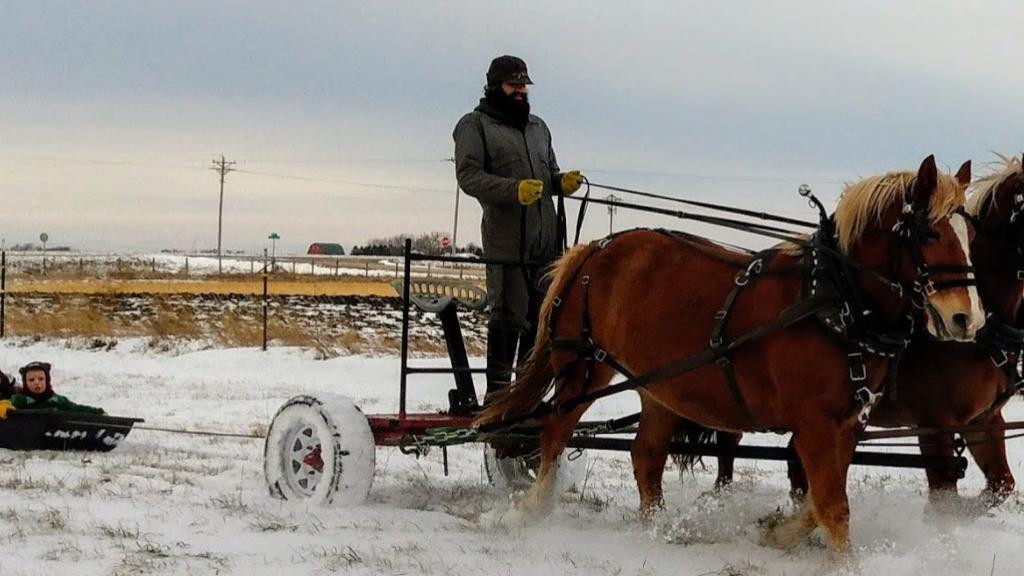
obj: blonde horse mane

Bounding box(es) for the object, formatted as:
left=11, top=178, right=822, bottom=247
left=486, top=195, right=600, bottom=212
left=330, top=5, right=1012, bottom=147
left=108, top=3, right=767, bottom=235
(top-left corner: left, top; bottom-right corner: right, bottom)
left=834, top=170, right=966, bottom=253
left=966, top=153, right=1023, bottom=217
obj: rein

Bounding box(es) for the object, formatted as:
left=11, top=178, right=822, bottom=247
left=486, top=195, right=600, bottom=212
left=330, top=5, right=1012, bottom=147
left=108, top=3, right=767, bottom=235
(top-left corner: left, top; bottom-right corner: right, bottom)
left=582, top=179, right=818, bottom=229
left=477, top=289, right=841, bottom=434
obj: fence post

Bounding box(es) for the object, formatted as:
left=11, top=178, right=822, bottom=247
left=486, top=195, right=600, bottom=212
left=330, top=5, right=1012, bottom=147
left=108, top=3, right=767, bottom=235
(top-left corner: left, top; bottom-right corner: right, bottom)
left=151, top=258, right=156, bottom=274
left=250, top=259, right=254, bottom=274
left=335, top=259, right=339, bottom=276
left=1, top=250, right=6, bottom=338
left=262, top=249, right=269, bottom=351
left=291, top=260, right=296, bottom=274
left=310, top=260, right=315, bottom=275
left=365, top=262, right=369, bottom=277
left=184, top=257, right=189, bottom=276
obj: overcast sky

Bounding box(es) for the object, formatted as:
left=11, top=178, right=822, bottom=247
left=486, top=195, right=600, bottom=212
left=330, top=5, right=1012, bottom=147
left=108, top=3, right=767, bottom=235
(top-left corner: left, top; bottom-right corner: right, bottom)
left=2, top=1, right=1023, bottom=253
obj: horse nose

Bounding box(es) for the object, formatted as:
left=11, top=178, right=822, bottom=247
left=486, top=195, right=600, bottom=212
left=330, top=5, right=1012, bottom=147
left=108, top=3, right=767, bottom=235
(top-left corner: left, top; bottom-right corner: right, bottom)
left=952, top=312, right=970, bottom=336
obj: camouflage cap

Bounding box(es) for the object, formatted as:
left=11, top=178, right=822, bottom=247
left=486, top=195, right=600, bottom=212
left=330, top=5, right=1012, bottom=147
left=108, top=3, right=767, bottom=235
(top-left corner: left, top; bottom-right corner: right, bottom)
left=486, top=55, right=533, bottom=87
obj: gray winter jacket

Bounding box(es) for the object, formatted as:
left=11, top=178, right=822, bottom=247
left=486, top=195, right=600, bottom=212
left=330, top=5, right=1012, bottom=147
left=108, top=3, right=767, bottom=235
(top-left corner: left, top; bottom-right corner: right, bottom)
left=453, top=110, right=564, bottom=263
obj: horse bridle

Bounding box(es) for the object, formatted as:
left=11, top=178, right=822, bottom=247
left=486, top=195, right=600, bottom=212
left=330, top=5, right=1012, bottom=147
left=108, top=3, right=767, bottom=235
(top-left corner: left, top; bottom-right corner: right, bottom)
left=966, top=175, right=1024, bottom=281
left=1007, top=178, right=1024, bottom=264
left=972, top=174, right=1024, bottom=333
left=890, top=191, right=977, bottom=310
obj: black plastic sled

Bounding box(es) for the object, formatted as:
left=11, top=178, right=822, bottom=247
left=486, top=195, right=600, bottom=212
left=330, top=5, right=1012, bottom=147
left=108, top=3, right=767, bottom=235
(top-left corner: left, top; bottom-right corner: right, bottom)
left=0, top=410, right=144, bottom=452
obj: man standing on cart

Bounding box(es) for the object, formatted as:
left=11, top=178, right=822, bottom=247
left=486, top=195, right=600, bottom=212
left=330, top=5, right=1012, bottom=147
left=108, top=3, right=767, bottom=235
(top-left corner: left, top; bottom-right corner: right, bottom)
left=453, top=55, right=584, bottom=404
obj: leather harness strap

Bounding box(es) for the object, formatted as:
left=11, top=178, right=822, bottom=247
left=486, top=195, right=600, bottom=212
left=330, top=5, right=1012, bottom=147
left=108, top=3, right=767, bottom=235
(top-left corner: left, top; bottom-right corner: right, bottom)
left=708, top=253, right=773, bottom=430
left=969, top=314, right=1024, bottom=424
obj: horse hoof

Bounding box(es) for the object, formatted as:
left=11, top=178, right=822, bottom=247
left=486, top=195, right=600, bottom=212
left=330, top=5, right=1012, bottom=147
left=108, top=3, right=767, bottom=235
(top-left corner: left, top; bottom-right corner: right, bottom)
left=756, top=508, right=787, bottom=530
left=923, top=494, right=990, bottom=524
left=980, top=487, right=1012, bottom=509
left=512, top=491, right=557, bottom=521
left=637, top=502, right=663, bottom=525
left=825, top=546, right=858, bottom=571
left=479, top=506, right=527, bottom=529
left=758, top=509, right=814, bottom=551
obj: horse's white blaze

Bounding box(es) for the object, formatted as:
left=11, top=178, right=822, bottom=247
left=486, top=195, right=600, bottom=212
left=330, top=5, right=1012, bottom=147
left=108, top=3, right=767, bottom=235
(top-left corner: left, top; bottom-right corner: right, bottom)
left=951, top=213, right=984, bottom=328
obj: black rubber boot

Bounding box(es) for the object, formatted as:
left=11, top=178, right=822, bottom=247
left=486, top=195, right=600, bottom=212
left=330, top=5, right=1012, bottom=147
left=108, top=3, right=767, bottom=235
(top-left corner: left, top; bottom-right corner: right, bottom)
left=484, top=325, right=520, bottom=404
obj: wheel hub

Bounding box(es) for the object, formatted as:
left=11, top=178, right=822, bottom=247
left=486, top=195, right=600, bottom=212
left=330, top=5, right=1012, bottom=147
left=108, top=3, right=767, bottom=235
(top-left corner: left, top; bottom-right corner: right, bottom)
left=303, top=445, right=324, bottom=472
left=286, top=425, right=324, bottom=496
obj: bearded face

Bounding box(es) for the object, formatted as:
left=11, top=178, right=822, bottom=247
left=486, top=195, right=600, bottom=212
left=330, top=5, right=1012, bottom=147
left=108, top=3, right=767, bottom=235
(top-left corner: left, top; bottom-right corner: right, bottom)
left=484, top=84, right=530, bottom=126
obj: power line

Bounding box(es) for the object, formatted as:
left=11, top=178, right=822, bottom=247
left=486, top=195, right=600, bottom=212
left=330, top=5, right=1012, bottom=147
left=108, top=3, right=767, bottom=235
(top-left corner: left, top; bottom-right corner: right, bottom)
left=233, top=168, right=451, bottom=194
left=240, top=156, right=449, bottom=165
left=0, top=154, right=846, bottom=187
left=0, top=155, right=205, bottom=171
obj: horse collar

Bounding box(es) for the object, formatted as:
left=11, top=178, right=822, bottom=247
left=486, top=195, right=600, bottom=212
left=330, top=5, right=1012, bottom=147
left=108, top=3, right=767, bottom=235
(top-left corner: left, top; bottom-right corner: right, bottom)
left=806, top=234, right=911, bottom=359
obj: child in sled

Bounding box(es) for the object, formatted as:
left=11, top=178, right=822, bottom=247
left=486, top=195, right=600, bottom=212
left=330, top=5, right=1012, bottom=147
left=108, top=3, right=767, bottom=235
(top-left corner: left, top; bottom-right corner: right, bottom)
left=12, top=362, right=105, bottom=414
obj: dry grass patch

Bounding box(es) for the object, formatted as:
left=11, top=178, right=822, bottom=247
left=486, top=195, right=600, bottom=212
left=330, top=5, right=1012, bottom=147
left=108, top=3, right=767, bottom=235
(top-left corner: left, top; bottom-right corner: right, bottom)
left=6, top=301, right=118, bottom=338
left=96, top=522, right=142, bottom=540
left=336, top=329, right=370, bottom=354
left=266, top=316, right=317, bottom=347
left=145, top=301, right=202, bottom=339
left=217, top=311, right=264, bottom=347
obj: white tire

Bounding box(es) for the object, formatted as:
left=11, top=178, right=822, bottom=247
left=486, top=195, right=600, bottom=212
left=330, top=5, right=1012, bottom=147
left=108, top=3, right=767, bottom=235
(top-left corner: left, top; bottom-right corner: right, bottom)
left=483, top=444, right=588, bottom=494
left=264, top=394, right=375, bottom=506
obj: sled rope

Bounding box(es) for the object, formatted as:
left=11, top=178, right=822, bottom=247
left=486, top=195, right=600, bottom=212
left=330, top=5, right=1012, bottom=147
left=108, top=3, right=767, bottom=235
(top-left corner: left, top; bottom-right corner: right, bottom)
left=134, top=425, right=264, bottom=440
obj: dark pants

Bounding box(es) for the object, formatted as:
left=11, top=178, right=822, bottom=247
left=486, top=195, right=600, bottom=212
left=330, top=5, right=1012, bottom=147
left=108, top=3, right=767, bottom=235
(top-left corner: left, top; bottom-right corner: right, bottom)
left=485, top=263, right=547, bottom=397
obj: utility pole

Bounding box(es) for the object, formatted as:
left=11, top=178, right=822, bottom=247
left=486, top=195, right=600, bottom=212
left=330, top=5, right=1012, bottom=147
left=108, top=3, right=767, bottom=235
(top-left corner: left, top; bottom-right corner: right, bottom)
left=211, top=155, right=236, bottom=274
left=446, top=157, right=460, bottom=254
left=605, top=193, right=619, bottom=236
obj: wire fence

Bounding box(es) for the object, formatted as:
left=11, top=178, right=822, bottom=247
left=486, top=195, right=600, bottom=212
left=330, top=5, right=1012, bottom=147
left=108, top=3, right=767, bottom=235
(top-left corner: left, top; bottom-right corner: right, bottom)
left=2, top=250, right=485, bottom=282
left=0, top=250, right=488, bottom=353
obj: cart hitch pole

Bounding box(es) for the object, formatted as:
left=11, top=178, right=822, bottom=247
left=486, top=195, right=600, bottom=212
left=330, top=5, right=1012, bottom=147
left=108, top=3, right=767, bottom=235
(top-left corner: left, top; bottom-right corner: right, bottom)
left=564, top=437, right=968, bottom=476
left=858, top=420, right=1024, bottom=441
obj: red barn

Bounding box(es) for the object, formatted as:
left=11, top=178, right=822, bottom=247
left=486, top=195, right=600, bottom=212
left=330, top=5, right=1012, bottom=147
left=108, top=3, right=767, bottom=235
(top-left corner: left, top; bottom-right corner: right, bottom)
left=307, top=243, right=345, bottom=256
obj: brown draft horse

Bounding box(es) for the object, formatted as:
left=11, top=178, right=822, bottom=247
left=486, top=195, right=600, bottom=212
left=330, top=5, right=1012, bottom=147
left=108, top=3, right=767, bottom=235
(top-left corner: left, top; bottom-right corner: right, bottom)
left=477, top=156, right=981, bottom=554
left=700, top=154, right=1024, bottom=511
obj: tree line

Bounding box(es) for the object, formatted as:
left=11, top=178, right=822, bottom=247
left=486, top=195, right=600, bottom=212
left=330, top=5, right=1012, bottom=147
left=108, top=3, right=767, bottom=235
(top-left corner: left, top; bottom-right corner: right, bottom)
left=350, top=232, right=483, bottom=257
left=6, top=243, right=72, bottom=252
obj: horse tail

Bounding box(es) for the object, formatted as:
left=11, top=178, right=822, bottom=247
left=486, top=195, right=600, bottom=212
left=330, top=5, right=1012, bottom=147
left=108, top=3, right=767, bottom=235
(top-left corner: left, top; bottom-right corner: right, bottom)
left=476, top=243, right=600, bottom=427
left=672, top=419, right=719, bottom=472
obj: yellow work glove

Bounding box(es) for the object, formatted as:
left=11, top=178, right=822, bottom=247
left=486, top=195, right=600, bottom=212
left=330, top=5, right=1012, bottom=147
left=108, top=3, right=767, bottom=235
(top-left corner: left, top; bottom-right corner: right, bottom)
left=561, top=170, right=584, bottom=195
left=517, top=179, right=544, bottom=205
left=0, top=400, right=14, bottom=419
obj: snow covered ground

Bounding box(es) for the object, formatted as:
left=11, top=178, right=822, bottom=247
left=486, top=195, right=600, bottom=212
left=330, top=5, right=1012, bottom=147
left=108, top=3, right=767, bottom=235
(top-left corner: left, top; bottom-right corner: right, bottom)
left=0, top=339, right=1022, bottom=575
